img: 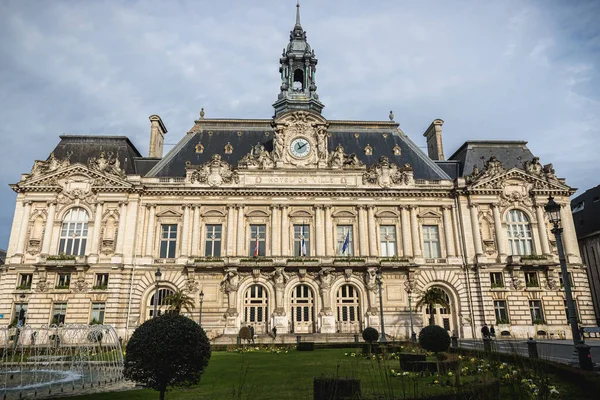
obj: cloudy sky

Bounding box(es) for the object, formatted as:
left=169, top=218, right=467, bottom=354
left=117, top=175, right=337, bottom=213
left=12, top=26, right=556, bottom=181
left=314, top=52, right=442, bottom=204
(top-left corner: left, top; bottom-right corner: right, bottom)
left=0, top=0, right=599, bottom=249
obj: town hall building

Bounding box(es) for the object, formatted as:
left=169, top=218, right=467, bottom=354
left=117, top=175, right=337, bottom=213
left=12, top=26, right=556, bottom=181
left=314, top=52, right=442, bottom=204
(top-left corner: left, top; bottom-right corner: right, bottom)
left=1, top=4, right=596, bottom=341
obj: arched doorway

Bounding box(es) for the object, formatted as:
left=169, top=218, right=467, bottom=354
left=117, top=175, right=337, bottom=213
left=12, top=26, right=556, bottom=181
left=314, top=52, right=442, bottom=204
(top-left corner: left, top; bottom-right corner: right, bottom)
left=147, top=288, right=174, bottom=320
left=336, top=285, right=361, bottom=333
left=244, top=284, right=268, bottom=334
left=423, top=287, right=454, bottom=333
left=291, top=284, right=315, bottom=333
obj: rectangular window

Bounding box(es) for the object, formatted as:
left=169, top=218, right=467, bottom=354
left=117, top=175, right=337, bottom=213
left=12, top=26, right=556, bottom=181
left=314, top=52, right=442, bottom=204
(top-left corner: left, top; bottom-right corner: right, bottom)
left=423, top=225, right=441, bottom=259
left=91, top=303, right=106, bottom=324
left=379, top=225, right=397, bottom=257
left=13, top=303, right=28, bottom=326
left=293, top=224, right=310, bottom=257
left=249, top=224, right=266, bottom=257
left=159, top=224, right=178, bottom=258
left=17, top=273, right=33, bottom=290
left=56, top=273, right=71, bottom=289
left=529, top=300, right=545, bottom=324
left=558, top=272, right=575, bottom=289
left=490, top=272, right=504, bottom=289
left=204, top=224, right=222, bottom=257
left=336, top=225, right=354, bottom=256
left=564, top=300, right=580, bottom=324
left=494, top=300, right=509, bottom=324
left=52, top=303, right=67, bottom=325
left=94, top=273, right=109, bottom=289
left=524, top=272, right=539, bottom=288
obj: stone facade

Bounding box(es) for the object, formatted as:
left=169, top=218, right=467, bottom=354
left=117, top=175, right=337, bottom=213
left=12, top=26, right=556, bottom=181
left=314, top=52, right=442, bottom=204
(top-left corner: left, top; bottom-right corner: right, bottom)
left=1, top=5, right=596, bottom=341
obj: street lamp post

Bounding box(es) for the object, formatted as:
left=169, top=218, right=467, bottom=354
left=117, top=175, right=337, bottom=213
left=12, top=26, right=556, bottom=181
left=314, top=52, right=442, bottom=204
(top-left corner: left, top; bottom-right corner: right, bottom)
left=544, top=196, right=592, bottom=369
left=404, top=280, right=417, bottom=342
left=153, top=268, right=162, bottom=318
left=199, top=290, right=204, bottom=327
left=376, top=269, right=387, bottom=343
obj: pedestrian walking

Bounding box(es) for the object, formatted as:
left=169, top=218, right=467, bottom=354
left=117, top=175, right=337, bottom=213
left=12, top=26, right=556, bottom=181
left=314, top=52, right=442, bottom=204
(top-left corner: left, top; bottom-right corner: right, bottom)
left=481, top=323, right=490, bottom=339
left=490, top=325, right=496, bottom=338
left=249, top=325, right=255, bottom=344
left=272, top=326, right=277, bottom=339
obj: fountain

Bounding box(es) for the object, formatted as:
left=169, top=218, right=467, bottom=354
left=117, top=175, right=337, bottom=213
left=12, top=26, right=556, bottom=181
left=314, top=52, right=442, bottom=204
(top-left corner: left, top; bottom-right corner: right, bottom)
left=1, top=324, right=125, bottom=399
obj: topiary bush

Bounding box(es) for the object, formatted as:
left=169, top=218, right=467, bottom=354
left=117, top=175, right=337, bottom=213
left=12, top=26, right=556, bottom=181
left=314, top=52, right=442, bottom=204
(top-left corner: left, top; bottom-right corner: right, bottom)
left=362, top=327, right=379, bottom=343
left=418, top=325, right=451, bottom=354
left=124, top=314, right=211, bottom=400
left=238, top=326, right=251, bottom=342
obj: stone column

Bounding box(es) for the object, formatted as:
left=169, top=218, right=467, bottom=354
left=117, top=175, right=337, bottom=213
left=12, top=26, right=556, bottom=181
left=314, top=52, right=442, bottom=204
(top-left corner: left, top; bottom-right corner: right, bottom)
left=560, top=203, right=578, bottom=257
left=145, top=205, right=156, bottom=257
left=190, top=205, right=200, bottom=257
left=367, top=206, right=378, bottom=257
left=442, top=206, right=456, bottom=257
left=236, top=205, right=245, bottom=256
left=88, top=202, right=103, bottom=256
left=281, top=206, right=289, bottom=256
left=180, top=205, right=191, bottom=257
left=115, top=201, right=128, bottom=255
left=226, top=205, right=235, bottom=256
left=469, top=203, right=484, bottom=256
left=409, top=206, right=422, bottom=257
left=358, top=206, right=368, bottom=256
left=15, top=201, right=32, bottom=255
left=535, top=205, right=551, bottom=255
left=41, top=201, right=57, bottom=256
left=400, top=206, right=412, bottom=257
left=492, top=203, right=507, bottom=258
left=325, top=206, right=333, bottom=256
left=271, top=206, right=280, bottom=256
left=315, top=206, right=324, bottom=256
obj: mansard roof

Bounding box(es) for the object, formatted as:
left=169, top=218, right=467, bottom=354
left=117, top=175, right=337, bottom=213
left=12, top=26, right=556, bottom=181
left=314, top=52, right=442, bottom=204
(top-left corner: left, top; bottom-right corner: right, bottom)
left=572, top=184, right=600, bottom=239
left=145, top=118, right=450, bottom=181
left=51, top=135, right=142, bottom=175
left=449, top=140, right=535, bottom=177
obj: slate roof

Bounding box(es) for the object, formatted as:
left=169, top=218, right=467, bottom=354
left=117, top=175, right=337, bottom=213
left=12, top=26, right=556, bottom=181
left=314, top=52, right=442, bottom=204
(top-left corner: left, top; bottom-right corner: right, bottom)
left=0, top=249, right=6, bottom=265
left=51, top=135, right=142, bottom=175
left=146, top=119, right=450, bottom=180
left=572, top=184, right=600, bottom=239
left=448, top=141, right=535, bottom=177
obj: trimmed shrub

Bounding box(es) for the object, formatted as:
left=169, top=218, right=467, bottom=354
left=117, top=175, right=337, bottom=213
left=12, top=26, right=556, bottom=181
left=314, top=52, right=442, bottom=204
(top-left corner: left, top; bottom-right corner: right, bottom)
left=238, top=326, right=251, bottom=341
left=362, top=327, right=379, bottom=344
left=418, top=325, right=451, bottom=354
left=297, top=342, right=314, bottom=351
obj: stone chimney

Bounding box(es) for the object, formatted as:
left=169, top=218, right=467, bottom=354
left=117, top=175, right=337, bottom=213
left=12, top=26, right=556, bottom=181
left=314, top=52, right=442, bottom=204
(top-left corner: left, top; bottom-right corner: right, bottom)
left=423, top=119, right=445, bottom=161
left=148, top=115, right=167, bottom=158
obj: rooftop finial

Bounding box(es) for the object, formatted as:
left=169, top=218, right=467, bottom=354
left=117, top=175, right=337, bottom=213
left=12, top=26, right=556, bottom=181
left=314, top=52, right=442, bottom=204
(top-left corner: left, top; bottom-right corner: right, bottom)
left=296, top=1, right=301, bottom=26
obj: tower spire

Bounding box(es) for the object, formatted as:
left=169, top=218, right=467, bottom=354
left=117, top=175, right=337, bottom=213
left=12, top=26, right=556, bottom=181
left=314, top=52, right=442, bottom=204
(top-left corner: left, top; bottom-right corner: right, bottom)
left=273, top=2, right=324, bottom=117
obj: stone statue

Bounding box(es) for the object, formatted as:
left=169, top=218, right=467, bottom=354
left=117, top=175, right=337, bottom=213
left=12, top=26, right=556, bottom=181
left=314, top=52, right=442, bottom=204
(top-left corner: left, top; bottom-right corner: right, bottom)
left=273, top=131, right=284, bottom=161
left=330, top=145, right=346, bottom=169
left=317, top=128, right=328, bottom=161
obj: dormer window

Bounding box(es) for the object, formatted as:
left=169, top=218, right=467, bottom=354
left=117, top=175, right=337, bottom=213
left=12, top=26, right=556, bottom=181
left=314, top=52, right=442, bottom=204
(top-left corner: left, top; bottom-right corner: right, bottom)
left=293, top=69, right=304, bottom=91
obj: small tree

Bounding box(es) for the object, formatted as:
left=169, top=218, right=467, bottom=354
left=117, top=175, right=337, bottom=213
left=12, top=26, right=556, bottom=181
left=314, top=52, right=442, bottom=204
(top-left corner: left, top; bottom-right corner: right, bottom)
left=362, top=327, right=379, bottom=356
left=418, top=325, right=450, bottom=373
left=163, top=289, right=195, bottom=316
left=124, top=314, right=211, bottom=400
left=416, top=288, right=450, bottom=326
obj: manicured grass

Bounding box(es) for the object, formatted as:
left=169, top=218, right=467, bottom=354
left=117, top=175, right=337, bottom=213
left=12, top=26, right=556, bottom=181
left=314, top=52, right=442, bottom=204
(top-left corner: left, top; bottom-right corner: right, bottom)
left=69, top=347, right=474, bottom=400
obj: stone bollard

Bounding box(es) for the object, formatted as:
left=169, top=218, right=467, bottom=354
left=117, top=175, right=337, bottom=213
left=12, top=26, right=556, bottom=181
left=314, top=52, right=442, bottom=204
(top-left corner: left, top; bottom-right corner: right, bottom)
left=451, top=335, right=458, bottom=348
left=527, top=338, right=538, bottom=359
left=576, top=343, right=594, bottom=371
left=483, top=338, right=492, bottom=353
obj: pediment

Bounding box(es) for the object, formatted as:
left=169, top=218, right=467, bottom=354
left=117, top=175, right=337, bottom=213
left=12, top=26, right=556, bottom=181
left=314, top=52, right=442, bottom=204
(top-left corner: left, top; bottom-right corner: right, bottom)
left=375, top=210, right=399, bottom=218
left=468, top=168, right=571, bottom=192
left=202, top=209, right=226, bottom=217
left=417, top=210, right=442, bottom=218
left=332, top=210, right=356, bottom=218
left=246, top=209, right=270, bottom=217
left=16, top=163, right=131, bottom=192
left=289, top=209, right=313, bottom=218
left=156, top=209, right=182, bottom=218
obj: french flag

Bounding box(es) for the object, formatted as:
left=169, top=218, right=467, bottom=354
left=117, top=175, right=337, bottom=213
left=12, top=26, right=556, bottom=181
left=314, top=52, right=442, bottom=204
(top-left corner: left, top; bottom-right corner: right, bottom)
left=254, top=235, right=259, bottom=257
left=341, top=231, right=350, bottom=255
left=300, top=234, right=307, bottom=257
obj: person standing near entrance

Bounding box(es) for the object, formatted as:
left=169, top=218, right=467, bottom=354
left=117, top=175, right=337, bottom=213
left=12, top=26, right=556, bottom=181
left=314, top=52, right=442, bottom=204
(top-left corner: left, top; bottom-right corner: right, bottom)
left=489, top=325, right=496, bottom=338
left=249, top=325, right=255, bottom=344
left=272, top=326, right=277, bottom=340
left=481, top=323, right=490, bottom=339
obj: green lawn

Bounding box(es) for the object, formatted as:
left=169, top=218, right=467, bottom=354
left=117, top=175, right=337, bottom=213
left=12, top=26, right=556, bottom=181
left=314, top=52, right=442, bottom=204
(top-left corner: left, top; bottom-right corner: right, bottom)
left=70, top=347, right=474, bottom=400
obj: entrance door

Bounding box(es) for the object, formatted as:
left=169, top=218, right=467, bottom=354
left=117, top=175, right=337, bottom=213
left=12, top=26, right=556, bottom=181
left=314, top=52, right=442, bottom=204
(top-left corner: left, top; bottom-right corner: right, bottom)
left=424, top=288, right=454, bottom=333
left=244, top=285, right=268, bottom=334
left=291, top=284, right=315, bottom=333
left=336, top=285, right=361, bottom=333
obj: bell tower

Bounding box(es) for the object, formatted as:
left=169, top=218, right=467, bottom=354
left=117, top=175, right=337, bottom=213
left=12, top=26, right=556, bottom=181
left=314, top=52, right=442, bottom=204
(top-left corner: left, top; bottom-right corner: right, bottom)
left=273, top=2, right=324, bottom=117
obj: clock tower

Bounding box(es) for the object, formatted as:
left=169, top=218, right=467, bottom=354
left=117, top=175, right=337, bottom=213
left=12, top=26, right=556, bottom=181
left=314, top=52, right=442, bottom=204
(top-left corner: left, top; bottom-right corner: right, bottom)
left=272, top=2, right=324, bottom=118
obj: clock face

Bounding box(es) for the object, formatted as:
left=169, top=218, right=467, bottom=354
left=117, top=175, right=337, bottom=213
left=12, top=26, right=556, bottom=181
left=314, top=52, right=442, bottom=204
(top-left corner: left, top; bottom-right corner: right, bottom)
left=290, top=137, right=311, bottom=158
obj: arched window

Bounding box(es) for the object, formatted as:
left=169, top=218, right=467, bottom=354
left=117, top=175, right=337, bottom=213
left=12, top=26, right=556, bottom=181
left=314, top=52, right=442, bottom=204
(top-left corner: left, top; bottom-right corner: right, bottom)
left=505, top=209, right=534, bottom=256
left=58, top=207, right=89, bottom=256
left=293, top=69, right=304, bottom=91
left=291, top=284, right=315, bottom=333
left=336, top=285, right=361, bottom=333
left=148, top=288, right=175, bottom=319
left=244, top=284, right=269, bottom=334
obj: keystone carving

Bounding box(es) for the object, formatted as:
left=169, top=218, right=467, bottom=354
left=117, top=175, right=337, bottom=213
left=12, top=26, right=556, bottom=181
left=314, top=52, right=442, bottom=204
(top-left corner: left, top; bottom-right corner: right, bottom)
left=362, top=156, right=414, bottom=187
